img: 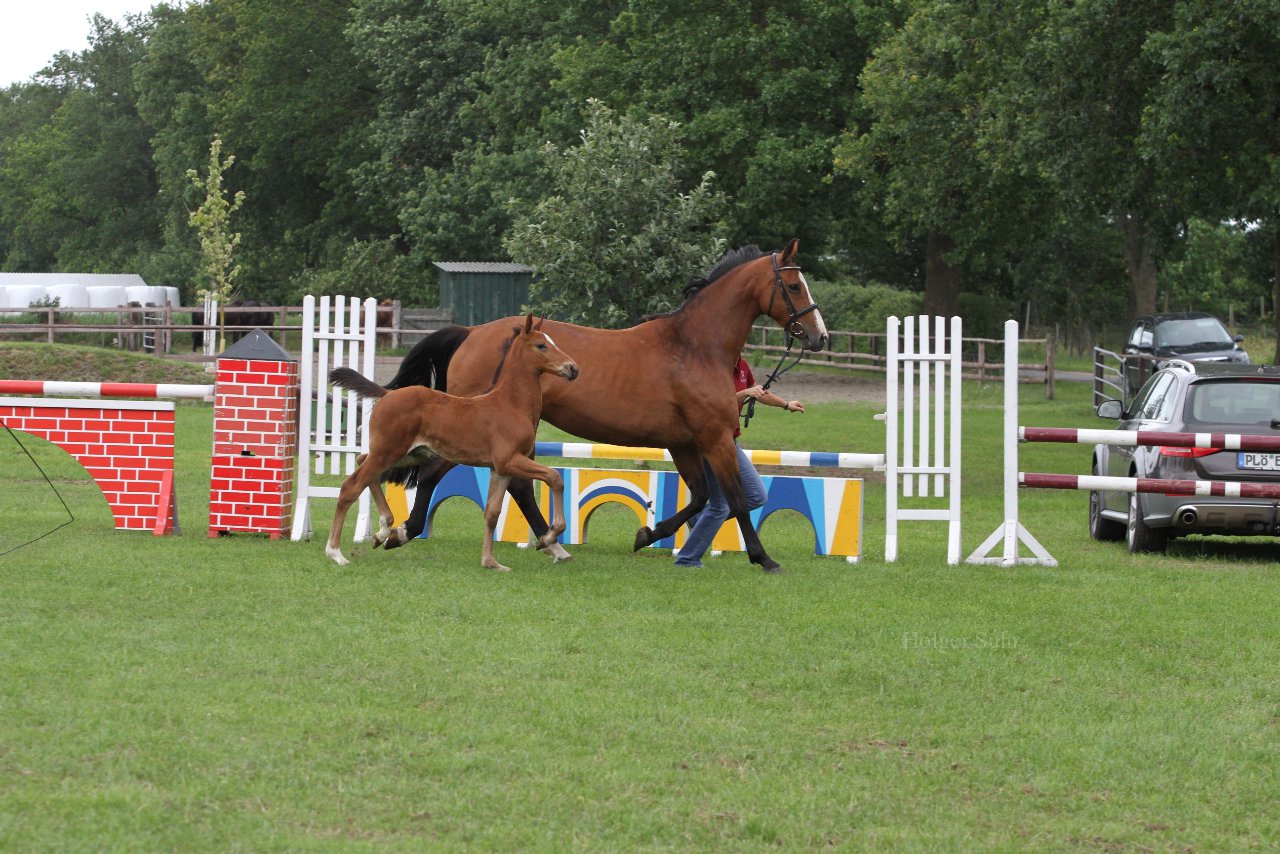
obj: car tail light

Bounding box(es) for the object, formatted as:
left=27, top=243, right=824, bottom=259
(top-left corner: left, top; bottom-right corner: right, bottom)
left=1159, top=446, right=1221, bottom=458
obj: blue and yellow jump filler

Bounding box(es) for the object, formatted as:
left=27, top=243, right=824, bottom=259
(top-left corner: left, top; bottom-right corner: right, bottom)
left=384, top=442, right=869, bottom=562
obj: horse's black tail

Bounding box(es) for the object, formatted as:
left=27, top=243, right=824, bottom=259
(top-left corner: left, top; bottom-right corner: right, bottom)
left=329, top=367, right=388, bottom=401
left=385, top=324, right=471, bottom=392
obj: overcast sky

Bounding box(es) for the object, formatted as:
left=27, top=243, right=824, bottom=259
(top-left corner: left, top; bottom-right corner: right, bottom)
left=2, top=1, right=157, bottom=88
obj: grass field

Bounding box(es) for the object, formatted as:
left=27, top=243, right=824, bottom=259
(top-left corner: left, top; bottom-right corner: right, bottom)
left=2, top=374, right=1278, bottom=850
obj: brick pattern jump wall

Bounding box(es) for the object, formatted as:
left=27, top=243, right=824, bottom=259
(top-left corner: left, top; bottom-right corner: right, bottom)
left=208, top=357, right=300, bottom=538
left=0, top=398, right=176, bottom=532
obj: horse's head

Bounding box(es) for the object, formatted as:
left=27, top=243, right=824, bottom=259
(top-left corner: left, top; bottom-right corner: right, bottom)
left=759, top=239, right=829, bottom=352
left=520, top=314, right=579, bottom=381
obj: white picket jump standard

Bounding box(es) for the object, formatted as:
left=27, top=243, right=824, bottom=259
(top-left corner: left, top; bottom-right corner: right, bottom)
left=202, top=293, right=217, bottom=358
left=290, top=295, right=378, bottom=543
left=967, top=319, right=1057, bottom=567
left=882, top=315, right=963, bottom=564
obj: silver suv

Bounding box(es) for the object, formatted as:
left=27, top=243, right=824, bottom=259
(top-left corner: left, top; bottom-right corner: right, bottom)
left=1091, top=361, right=1280, bottom=553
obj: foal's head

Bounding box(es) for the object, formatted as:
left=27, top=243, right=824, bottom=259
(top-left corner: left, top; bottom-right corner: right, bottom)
left=514, top=314, right=579, bottom=382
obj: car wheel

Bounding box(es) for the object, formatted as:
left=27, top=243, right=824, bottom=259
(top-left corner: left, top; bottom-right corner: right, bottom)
left=1089, top=466, right=1124, bottom=542
left=1126, top=491, right=1167, bottom=554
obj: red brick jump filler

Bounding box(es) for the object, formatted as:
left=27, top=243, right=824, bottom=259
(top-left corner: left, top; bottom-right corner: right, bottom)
left=0, top=329, right=299, bottom=541
left=208, top=333, right=299, bottom=539
left=0, top=397, right=179, bottom=534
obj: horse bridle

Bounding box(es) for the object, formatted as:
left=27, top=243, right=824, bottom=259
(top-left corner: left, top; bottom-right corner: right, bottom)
left=768, top=251, right=820, bottom=340
left=744, top=252, right=821, bottom=427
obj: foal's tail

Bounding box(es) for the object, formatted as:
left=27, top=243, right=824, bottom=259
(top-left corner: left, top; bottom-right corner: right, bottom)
left=384, top=324, right=471, bottom=391
left=329, top=368, right=388, bottom=401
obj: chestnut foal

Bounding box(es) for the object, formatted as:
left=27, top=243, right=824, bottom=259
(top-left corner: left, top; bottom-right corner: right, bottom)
left=324, top=314, right=578, bottom=570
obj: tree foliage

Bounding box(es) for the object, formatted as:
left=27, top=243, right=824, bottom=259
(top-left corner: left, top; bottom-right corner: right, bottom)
left=0, top=0, right=1276, bottom=341
left=504, top=100, right=728, bottom=327
left=187, top=135, right=245, bottom=352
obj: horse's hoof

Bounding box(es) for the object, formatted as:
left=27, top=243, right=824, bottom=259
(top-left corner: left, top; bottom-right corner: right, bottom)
left=761, top=563, right=784, bottom=575
left=383, top=535, right=407, bottom=551
left=633, top=526, right=655, bottom=551
left=547, top=544, right=573, bottom=563
left=483, top=561, right=512, bottom=572
left=326, top=547, right=350, bottom=567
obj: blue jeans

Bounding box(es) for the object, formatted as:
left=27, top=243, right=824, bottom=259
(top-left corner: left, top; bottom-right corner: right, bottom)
left=675, top=444, right=767, bottom=566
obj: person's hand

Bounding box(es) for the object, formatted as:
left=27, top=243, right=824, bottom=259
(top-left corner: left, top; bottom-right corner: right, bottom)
left=743, top=385, right=766, bottom=400
left=785, top=400, right=804, bottom=413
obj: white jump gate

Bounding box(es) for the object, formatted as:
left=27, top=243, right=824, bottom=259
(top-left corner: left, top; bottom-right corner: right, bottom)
left=290, top=295, right=379, bottom=543
left=882, top=315, right=964, bottom=563
left=967, top=319, right=1056, bottom=566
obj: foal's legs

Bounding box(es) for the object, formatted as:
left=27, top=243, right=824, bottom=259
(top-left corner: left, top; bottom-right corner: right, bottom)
left=326, top=462, right=385, bottom=566
left=481, top=473, right=514, bottom=571
left=507, top=477, right=572, bottom=561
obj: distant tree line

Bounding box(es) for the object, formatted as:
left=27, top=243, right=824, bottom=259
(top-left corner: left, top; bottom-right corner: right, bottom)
left=0, top=0, right=1276, bottom=348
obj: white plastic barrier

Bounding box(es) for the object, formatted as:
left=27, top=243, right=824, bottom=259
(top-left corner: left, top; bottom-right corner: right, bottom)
left=4, top=285, right=47, bottom=309
left=44, top=283, right=90, bottom=309
left=86, top=286, right=128, bottom=308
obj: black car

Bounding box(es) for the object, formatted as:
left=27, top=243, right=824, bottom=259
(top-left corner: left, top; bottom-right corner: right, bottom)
left=1122, top=312, right=1248, bottom=395
left=1091, top=361, right=1280, bottom=553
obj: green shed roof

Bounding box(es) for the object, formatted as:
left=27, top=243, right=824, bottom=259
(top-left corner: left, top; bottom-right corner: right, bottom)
left=432, top=262, right=533, bottom=274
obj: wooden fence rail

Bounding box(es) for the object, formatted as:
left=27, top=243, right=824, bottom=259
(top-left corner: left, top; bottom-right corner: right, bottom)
left=743, top=324, right=1055, bottom=398
left=0, top=306, right=1054, bottom=397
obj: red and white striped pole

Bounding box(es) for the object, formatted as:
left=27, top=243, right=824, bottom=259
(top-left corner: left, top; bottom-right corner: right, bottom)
left=1021, top=426, right=1280, bottom=452
left=1020, top=472, right=1280, bottom=499
left=0, top=380, right=214, bottom=400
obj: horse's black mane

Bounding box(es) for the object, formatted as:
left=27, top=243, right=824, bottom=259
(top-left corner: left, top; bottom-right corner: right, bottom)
left=638, top=246, right=767, bottom=323
left=681, top=245, right=765, bottom=302
left=484, top=326, right=523, bottom=391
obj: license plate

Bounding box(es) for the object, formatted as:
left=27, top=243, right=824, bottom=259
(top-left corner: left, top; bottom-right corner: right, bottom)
left=1238, top=452, right=1280, bottom=471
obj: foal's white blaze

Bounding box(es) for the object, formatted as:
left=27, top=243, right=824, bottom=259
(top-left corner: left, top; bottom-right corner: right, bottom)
left=542, top=332, right=558, bottom=349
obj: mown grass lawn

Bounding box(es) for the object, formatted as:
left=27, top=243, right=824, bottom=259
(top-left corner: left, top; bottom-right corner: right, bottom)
left=1, top=376, right=1278, bottom=851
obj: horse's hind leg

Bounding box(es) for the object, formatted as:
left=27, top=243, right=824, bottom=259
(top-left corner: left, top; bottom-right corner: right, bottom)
left=386, top=458, right=456, bottom=548
left=368, top=482, right=406, bottom=549
left=633, top=446, right=710, bottom=551
left=481, top=473, right=513, bottom=571
left=508, top=476, right=571, bottom=562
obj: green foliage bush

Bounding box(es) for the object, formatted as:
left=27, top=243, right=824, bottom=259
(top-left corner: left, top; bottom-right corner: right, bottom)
left=808, top=278, right=921, bottom=332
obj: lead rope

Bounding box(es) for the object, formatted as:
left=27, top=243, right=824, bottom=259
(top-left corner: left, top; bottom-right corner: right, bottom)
left=742, top=333, right=805, bottom=429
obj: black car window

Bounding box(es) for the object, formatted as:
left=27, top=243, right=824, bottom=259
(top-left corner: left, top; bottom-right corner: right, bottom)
left=1128, top=371, right=1172, bottom=420
left=1186, top=380, right=1280, bottom=427
left=1154, top=317, right=1233, bottom=349
left=1127, top=322, right=1146, bottom=348
left=1130, top=372, right=1177, bottom=421
left=1136, top=321, right=1153, bottom=349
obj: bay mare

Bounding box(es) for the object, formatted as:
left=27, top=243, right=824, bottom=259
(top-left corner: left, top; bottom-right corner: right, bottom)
left=385, top=239, right=828, bottom=573
left=325, top=315, right=579, bottom=571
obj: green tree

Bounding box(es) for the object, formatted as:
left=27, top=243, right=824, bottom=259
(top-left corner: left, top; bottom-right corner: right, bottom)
left=0, top=13, right=161, bottom=273
left=188, top=136, right=246, bottom=353
left=503, top=100, right=729, bottom=327
left=1142, top=0, right=1280, bottom=356
left=834, top=1, right=1050, bottom=317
